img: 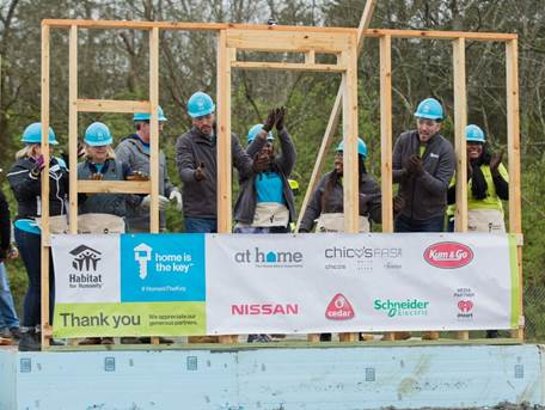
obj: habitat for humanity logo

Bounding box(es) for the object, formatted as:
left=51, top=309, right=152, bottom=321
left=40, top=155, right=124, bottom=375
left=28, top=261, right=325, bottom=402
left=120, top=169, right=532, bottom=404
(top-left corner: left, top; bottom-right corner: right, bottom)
left=234, top=247, right=303, bottom=268
left=373, top=298, right=429, bottom=318
left=68, top=245, right=103, bottom=289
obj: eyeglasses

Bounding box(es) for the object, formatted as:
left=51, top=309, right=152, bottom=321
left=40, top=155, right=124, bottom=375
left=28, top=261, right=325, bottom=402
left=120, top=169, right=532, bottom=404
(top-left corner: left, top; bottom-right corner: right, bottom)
left=194, top=114, right=213, bottom=122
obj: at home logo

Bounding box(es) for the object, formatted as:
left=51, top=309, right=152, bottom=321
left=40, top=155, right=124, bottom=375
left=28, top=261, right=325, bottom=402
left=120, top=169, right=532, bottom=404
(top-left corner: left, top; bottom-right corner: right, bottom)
left=234, top=247, right=303, bottom=267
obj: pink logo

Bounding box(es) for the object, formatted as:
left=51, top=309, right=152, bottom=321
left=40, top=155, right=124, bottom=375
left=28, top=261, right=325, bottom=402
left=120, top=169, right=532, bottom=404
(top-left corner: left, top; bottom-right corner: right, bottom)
left=457, top=300, right=474, bottom=313
left=424, top=242, right=474, bottom=269
left=325, top=293, right=355, bottom=320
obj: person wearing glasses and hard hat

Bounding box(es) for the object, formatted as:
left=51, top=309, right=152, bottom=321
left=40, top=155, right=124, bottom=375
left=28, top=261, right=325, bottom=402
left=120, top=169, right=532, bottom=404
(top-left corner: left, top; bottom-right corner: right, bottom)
left=299, top=137, right=384, bottom=234
left=7, top=122, right=69, bottom=351
left=175, top=91, right=253, bottom=233
left=392, top=97, right=455, bottom=233
left=234, top=107, right=296, bottom=235
left=115, top=106, right=182, bottom=233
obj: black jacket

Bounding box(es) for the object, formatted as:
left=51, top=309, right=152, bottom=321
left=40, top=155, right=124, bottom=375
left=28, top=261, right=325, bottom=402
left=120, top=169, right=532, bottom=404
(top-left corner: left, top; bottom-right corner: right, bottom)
left=0, top=189, right=10, bottom=258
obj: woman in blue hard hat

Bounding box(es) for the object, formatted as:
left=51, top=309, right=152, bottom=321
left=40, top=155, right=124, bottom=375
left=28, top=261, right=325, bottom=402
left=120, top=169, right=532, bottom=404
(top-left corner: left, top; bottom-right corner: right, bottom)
left=299, top=137, right=383, bottom=233
left=7, top=122, right=69, bottom=351
left=234, top=107, right=296, bottom=235
left=447, top=124, right=508, bottom=234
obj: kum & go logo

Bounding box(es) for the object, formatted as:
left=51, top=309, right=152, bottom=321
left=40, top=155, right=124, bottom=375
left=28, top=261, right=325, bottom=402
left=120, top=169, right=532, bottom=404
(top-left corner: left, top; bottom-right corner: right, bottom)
left=374, top=298, right=429, bottom=318
left=424, top=242, right=473, bottom=269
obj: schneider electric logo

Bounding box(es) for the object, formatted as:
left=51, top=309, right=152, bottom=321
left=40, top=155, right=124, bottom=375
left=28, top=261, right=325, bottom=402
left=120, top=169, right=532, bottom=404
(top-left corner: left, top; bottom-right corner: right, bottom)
left=374, top=298, right=429, bottom=318
left=234, top=247, right=303, bottom=268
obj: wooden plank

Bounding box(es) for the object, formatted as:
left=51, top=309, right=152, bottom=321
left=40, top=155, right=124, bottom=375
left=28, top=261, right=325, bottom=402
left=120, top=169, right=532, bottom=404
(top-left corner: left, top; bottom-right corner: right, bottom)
left=364, top=29, right=517, bottom=42
left=40, top=23, right=51, bottom=350
left=379, top=35, right=393, bottom=232
left=339, top=34, right=359, bottom=343
left=216, top=31, right=233, bottom=234
left=296, top=0, right=377, bottom=231
left=78, top=180, right=151, bottom=194
left=231, top=61, right=345, bottom=73
left=304, top=50, right=315, bottom=64
left=226, top=29, right=354, bottom=53
left=76, top=99, right=150, bottom=113
left=68, top=25, right=78, bottom=234
left=149, top=27, right=160, bottom=234
left=453, top=37, right=469, bottom=342
left=506, top=39, right=523, bottom=340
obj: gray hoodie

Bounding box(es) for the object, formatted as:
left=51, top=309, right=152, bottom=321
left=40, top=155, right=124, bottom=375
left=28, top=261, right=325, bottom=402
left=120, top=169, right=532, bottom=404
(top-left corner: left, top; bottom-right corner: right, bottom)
left=392, top=129, right=455, bottom=220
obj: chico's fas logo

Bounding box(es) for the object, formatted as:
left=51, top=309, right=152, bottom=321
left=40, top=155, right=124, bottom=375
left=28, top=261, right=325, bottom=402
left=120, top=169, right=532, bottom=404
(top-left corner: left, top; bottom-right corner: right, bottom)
left=457, top=300, right=474, bottom=313
left=423, top=242, right=474, bottom=269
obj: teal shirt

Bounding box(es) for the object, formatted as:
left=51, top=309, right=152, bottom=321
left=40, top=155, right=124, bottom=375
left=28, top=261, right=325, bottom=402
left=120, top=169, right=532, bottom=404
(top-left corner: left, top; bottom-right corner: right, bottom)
left=255, top=172, right=285, bottom=204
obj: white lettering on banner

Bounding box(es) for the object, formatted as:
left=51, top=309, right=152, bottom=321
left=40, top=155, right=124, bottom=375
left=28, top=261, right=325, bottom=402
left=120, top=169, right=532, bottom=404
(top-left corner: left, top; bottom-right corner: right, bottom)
left=231, top=303, right=299, bottom=316
left=424, top=242, right=474, bottom=269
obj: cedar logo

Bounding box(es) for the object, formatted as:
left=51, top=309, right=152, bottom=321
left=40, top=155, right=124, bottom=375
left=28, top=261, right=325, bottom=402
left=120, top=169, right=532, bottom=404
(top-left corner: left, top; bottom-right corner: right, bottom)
left=325, top=293, right=355, bottom=320
left=424, top=242, right=474, bottom=269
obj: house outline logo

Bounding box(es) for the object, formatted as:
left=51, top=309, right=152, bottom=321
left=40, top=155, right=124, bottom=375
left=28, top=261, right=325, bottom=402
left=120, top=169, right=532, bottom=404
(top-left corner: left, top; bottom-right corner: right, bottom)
left=69, top=245, right=102, bottom=272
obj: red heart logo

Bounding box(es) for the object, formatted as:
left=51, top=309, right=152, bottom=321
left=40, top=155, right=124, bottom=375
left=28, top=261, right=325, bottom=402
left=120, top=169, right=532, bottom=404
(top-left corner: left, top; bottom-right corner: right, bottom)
left=457, top=300, right=473, bottom=313
left=325, top=293, right=355, bottom=320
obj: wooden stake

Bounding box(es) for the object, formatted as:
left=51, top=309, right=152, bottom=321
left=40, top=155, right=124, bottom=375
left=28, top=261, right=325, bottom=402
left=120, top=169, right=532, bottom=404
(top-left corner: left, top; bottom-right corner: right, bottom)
left=453, top=37, right=469, bottom=341
left=68, top=25, right=78, bottom=234
left=149, top=27, right=160, bottom=234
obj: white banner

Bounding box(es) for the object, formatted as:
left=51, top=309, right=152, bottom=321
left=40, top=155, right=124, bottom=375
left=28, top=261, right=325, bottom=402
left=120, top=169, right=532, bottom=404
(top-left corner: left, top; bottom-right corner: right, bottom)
left=206, top=233, right=518, bottom=334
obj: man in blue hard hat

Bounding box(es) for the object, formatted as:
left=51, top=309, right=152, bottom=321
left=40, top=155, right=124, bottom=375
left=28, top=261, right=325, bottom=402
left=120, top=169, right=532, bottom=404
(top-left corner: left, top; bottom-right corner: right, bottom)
left=175, top=91, right=253, bottom=233
left=392, top=97, right=455, bottom=232
left=115, top=106, right=182, bottom=232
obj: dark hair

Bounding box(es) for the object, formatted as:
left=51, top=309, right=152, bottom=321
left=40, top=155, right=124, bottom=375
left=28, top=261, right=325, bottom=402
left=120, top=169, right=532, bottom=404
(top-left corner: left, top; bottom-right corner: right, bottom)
left=470, top=142, right=492, bottom=200
left=321, top=155, right=367, bottom=211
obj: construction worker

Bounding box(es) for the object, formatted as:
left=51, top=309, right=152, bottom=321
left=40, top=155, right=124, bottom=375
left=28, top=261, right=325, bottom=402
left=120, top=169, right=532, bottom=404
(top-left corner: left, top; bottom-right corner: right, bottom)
left=234, top=108, right=296, bottom=235
left=447, top=124, right=508, bottom=234
left=7, top=122, right=69, bottom=351
left=393, top=97, right=455, bottom=232
left=176, top=91, right=253, bottom=233
left=115, top=106, right=182, bottom=233
left=299, top=137, right=383, bottom=234
left=0, top=179, right=22, bottom=345
left=77, top=121, right=142, bottom=345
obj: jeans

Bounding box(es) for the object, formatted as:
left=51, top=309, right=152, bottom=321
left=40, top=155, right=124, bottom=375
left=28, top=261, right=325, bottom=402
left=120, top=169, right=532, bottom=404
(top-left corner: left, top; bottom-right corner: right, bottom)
left=185, top=217, right=218, bottom=233
left=14, top=227, right=55, bottom=327
left=394, top=214, right=445, bottom=233
left=0, top=262, right=19, bottom=330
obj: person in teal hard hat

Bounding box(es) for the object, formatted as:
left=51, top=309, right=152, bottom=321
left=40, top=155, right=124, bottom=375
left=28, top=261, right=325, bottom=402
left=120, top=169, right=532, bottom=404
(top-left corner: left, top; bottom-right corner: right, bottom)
left=115, top=106, right=182, bottom=233
left=299, top=137, right=384, bottom=234
left=392, top=97, right=455, bottom=233
left=6, top=122, right=69, bottom=351
left=234, top=107, right=297, bottom=238
left=447, top=124, right=508, bottom=234
left=175, top=91, right=253, bottom=233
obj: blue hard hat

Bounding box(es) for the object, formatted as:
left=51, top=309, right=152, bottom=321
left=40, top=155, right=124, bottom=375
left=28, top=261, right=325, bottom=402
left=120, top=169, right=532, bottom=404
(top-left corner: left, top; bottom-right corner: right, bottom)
left=414, top=98, right=444, bottom=121
left=247, top=124, right=274, bottom=144
left=336, top=137, right=368, bottom=160
left=21, top=122, right=58, bottom=145
left=84, top=122, right=113, bottom=146
left=133, top=106, right=168, bottom=122
left=187, top=91, right=215, bottom=118
left=465, top=124, right=485, bottom=143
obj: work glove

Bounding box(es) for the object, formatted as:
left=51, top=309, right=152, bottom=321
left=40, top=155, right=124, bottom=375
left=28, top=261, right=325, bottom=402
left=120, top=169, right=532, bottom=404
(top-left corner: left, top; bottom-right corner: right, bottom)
left=407, top=155, right=424, bottom=177
left=194, top=162, right=206, bottom=181
left=127, top=170, right=149, bottom=181
left=30, top=155, right=45, bottom=177
left=90, top=173, right=104, bottom=180
left=169, top=188, right=183, bottom=211
left=141, top=195, right=170, bottom=211
left=393, top=195, right=405, bottom=214
left=489, top=150, right=504, bottom=176
left=275, top=107, right=286, bottom=131
left=358, top=193, right=372, bottom=215
left=262, top=108, right=276, bottom=132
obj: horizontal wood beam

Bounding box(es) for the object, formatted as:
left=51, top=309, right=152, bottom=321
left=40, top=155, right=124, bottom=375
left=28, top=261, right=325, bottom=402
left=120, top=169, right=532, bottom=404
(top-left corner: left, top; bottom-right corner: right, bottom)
left=76, top=99, right=150, bottom=113
left=78, top=180, right=150, bottom=194
left=231, top=61, right=345, bottom=72
left=364, top=28, right=517, bottom=41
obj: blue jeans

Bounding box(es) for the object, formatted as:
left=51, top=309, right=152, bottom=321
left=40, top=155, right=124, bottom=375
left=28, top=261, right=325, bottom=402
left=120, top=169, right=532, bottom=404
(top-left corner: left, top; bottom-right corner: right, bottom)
left=394, top=214, right=445, bottom=233
left=0, top=262, right=19, bottom=330
left=14, top=227, right=55, bottom=327
left=185, top=217, right=218, bottom=233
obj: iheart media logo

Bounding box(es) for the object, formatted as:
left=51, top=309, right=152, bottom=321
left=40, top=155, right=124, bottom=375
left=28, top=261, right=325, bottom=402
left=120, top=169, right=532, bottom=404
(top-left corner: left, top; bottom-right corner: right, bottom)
left=424, top=242, right=474, bottom=269
left=325, top=293, right=355, bottom=320
left=457, top=300, right=474, bottom=313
